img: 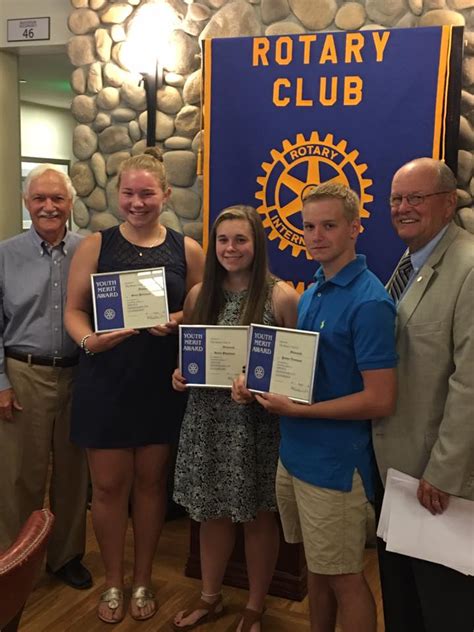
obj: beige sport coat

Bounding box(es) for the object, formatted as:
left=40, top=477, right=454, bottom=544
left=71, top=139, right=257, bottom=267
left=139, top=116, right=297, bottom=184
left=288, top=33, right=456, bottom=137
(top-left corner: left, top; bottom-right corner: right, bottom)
left=373, top=222, right=474, bottom=500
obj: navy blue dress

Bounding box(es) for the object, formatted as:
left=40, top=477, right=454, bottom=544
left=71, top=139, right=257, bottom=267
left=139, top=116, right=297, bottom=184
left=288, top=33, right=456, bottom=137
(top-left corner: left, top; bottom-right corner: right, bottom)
left=71, top=226, right=187, bottom=448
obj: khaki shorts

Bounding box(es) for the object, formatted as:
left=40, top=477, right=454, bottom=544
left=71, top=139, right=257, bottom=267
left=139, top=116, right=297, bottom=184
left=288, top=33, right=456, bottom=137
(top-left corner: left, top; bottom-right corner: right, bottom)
left=276, top=460, right=369, bottom=575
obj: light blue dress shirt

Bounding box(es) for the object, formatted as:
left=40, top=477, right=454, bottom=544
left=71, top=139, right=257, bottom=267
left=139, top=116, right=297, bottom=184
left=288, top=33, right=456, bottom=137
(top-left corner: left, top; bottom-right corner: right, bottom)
left=399, top=225, right=450, bottom=301
left=0, top=227, right=82, bottom=390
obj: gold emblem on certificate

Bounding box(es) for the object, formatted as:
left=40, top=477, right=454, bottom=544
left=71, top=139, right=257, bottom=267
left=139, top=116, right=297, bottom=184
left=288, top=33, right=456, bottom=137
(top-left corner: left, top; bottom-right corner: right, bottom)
left=91, top=267, right=169, bottom=332
left=179, top=325, right=249, bottom=388
left=245, top=324, right=319, bottom=403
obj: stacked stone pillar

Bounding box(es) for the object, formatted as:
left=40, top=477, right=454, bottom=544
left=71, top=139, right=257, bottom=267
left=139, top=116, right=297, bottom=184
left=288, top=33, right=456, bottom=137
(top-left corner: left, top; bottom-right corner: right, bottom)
left=68, top=0, right=474, bottom=238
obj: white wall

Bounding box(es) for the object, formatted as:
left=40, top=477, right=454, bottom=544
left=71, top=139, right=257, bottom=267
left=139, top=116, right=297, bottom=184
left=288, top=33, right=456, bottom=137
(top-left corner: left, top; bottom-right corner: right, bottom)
left=0, top=0, right=69, bottom=48
left=20, top=102, right=76, bottom=230
left=20, top=102, right=74, bottom=161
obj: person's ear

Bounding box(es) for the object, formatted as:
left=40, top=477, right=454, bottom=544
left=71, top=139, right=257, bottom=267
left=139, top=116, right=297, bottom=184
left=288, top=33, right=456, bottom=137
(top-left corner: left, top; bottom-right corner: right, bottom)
left=351, top=218, right=361, bottom=239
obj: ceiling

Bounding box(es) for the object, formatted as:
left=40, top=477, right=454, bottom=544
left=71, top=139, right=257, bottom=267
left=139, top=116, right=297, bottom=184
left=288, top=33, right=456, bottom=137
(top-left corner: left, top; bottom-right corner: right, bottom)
left=18, top=47, right=73, bottom=110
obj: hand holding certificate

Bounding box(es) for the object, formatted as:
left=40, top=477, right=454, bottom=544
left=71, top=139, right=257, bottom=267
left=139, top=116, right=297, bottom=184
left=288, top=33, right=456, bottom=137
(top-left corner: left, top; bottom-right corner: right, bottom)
left=245, top=324, right=319, bottom=404
left=91, top=267, right=169, bottom=332
left=179, top=325, right=249, bottom=388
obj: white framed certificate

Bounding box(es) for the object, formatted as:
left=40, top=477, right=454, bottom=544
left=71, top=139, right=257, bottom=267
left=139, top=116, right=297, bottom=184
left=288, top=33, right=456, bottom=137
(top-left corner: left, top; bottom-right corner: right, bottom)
left=179, top=325, right=249, bottom=388
left=91, top=267, right=169, bottom=332
left=245, top=324, right=319, bottom=404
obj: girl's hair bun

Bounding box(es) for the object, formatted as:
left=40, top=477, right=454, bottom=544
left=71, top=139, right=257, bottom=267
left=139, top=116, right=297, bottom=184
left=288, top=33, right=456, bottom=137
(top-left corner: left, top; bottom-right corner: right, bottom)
left=143, top=147, right=163, bottom=162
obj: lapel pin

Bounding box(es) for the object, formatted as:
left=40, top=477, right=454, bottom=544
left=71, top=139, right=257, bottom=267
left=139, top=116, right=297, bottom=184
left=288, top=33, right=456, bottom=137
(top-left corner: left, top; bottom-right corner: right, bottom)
left=416, top=276, right=423, bottom=282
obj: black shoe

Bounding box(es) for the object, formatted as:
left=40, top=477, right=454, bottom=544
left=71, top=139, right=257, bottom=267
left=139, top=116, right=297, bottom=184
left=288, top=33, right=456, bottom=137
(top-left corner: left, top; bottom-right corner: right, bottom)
left=47, top=558, right=92, bottom=590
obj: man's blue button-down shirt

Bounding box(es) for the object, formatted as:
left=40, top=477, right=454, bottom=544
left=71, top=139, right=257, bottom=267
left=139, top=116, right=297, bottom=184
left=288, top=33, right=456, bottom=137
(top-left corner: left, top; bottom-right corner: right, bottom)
left=0, top=227, right=82, bottom=390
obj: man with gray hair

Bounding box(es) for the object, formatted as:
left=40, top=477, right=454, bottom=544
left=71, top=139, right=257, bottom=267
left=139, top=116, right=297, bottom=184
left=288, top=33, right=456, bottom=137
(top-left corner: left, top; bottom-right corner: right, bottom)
left=373, top=157, right=474, bottom=632
left=0, top=164, right=91, bottom=589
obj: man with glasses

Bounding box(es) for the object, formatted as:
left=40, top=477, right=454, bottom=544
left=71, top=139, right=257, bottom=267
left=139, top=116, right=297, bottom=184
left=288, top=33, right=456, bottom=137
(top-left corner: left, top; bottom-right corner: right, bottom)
left=373, top=157, right=474, bottom=632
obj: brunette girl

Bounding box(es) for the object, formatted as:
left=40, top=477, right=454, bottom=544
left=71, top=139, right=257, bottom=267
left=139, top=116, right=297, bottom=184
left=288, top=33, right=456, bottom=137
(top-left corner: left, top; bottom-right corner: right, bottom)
left=171, top=205, right=298, bottom=632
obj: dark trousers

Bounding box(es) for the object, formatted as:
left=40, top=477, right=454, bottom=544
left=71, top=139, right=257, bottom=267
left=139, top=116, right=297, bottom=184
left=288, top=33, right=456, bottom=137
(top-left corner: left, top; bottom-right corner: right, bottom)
left=374, top=469, right=474, bottom=632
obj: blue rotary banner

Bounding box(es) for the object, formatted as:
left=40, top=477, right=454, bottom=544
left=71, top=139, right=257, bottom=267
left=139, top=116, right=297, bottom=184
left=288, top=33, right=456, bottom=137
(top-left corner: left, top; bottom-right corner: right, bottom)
left=202, top=26, right=462, bottom=288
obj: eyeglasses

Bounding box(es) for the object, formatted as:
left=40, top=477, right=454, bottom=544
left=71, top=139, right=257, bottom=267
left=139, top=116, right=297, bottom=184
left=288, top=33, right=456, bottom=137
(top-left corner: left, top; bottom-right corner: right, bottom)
left=389, top=191, right=451, bottom=208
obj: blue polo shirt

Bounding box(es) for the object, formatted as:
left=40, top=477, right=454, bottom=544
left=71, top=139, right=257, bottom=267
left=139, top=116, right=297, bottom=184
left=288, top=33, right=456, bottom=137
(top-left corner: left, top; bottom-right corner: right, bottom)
left=280, top=255, right=397, bottom=499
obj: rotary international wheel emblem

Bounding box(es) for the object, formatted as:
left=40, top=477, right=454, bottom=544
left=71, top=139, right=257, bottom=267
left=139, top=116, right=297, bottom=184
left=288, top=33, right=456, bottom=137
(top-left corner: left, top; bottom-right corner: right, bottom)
left=104, top=308, right=116, bottom=320
left=255, top=132, right=373, bottom=259
left=188, top=362, right=199, bottom=375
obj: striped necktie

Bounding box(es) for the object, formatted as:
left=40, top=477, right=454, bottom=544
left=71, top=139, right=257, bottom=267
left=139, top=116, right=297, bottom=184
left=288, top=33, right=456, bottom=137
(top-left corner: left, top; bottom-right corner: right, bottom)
left=388, top=253, right=413, bottom=302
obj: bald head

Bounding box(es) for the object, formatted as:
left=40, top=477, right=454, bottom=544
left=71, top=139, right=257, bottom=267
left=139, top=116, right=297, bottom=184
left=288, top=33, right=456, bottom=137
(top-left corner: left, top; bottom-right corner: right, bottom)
left=390, top=158, right=457, bottom=252
left=393, top=158, right=457, bottom=192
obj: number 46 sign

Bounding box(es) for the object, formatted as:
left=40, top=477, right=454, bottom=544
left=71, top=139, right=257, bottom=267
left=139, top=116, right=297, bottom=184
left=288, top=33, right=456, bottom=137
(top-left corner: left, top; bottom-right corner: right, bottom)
left=7, top=17, right=50, bottom=42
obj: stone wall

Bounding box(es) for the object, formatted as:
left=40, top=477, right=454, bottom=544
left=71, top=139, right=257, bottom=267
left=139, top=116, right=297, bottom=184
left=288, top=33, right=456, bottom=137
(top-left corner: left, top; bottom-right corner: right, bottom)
left=68, top=0, right=474, bottom=237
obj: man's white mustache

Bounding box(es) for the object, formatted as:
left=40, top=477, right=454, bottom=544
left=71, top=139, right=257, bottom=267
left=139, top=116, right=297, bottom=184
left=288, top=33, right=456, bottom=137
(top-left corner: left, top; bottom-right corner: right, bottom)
left=37, top=211, right=61, bottom=218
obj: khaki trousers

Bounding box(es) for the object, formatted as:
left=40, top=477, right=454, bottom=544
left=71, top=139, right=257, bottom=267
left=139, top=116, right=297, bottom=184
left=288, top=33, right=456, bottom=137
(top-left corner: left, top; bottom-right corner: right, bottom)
left=0, top=358, right=89, bottom=571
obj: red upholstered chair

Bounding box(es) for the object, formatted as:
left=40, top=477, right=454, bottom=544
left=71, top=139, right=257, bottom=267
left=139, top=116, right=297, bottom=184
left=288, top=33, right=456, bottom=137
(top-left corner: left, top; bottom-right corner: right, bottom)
left=0, top=509, right=54, bottom=632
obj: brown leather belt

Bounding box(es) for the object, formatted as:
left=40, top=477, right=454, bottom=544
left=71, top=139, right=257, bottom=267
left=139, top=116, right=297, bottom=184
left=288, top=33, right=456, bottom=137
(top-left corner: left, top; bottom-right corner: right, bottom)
left=5, top=350, right=79, bottom=368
